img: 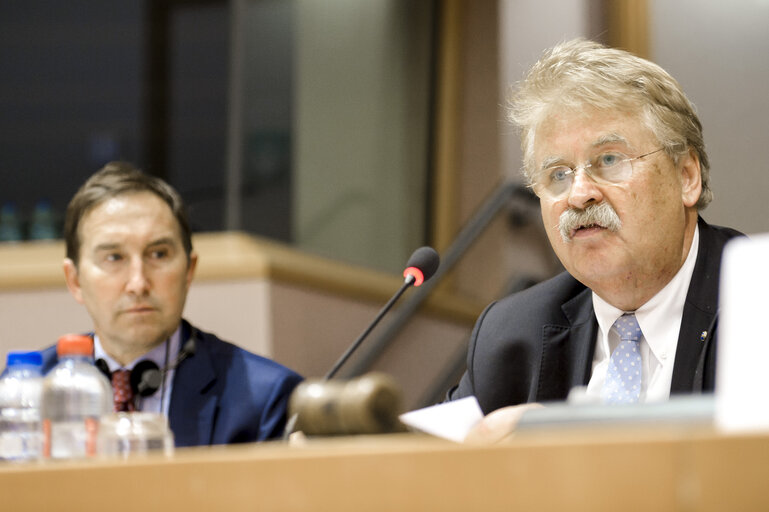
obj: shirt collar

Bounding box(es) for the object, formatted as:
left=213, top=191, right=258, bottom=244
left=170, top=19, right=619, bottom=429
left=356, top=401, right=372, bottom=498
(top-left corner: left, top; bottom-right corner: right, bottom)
left=94, top=325, right=183, bottom=373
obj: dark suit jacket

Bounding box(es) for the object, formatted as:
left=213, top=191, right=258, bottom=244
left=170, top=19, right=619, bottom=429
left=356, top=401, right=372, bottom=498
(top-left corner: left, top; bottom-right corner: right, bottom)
left=41, top=320, right=303, bottom=446
left=448, top=217, right=743, bottom=415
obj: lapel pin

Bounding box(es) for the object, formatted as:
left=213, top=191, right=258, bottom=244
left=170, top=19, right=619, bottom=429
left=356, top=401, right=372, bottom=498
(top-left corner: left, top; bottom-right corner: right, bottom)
left=700, top=331, right=708, bottom=342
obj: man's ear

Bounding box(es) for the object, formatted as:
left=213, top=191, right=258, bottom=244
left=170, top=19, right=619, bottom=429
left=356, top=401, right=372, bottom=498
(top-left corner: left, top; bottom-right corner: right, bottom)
left=62, top=258, right=84, bottom=304
left=680, top=147, right=702, bottom=208
left=185, top=252, right=198, bottom=291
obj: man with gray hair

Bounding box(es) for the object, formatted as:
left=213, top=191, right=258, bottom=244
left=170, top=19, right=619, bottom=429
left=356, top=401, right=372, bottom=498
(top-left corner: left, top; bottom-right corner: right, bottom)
left=448, top=38, right=742, bottom=441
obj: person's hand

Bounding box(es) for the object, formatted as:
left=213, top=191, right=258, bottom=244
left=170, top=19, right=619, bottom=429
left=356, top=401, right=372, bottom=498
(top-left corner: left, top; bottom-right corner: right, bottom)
left=463, top=403, right=543, bottom=444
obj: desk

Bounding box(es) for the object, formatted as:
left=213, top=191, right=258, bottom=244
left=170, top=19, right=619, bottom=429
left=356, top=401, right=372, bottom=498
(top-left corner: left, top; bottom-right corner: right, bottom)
left=1, top=427, right=767, bottom=511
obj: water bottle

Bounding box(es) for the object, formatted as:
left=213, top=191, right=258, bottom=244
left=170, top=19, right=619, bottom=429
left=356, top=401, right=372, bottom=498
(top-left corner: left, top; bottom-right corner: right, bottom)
left=0, top=351, right=43, bottom=462
left=28, top=199, right=59, bottom=241
left=41, top=334, right=112, bottom=459
left=0, top=202, right=23, bottom=242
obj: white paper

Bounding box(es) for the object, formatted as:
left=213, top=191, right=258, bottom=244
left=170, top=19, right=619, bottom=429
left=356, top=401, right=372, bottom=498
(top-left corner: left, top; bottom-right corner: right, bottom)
left=716, top=234, right=769, bottom=432
left=399, top=396, right=484, bottom=442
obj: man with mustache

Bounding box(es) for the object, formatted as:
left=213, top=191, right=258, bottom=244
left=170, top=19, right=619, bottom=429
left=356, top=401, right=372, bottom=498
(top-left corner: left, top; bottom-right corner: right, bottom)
left=41, top=162, right=303, bottom=446
left=448, top=38, right=743, bottom=442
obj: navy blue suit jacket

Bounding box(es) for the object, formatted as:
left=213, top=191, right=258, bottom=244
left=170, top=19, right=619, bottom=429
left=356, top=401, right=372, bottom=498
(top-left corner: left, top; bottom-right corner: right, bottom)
left=41, top=320, right=303, bottom=446
left=448, top=217, right=743, bottom=415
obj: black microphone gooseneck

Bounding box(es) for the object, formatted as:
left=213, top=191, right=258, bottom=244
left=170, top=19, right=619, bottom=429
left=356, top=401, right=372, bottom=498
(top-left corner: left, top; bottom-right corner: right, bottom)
left=324, top=247, right=439, bottom=380
left=324, top=283, right=411, bottom=380
left=282, top=246, right=440, bottom=439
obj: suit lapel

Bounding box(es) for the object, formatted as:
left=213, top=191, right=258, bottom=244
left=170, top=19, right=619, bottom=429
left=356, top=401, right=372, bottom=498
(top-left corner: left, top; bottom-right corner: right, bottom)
left=168, top=324, right=219, bottom=447
left=536, top=288, right=597, bottom=401
left=671, top=219, right=721, bottom=393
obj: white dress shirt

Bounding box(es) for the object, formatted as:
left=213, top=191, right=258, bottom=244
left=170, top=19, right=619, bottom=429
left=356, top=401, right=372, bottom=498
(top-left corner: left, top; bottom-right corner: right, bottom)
left=94, top=326, right=182, bottom=416
left=584, top=225, right=700, bottom=403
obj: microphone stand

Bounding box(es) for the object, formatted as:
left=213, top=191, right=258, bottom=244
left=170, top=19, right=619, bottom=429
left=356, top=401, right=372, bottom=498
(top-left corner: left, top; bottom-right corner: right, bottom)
left=340, top=181, right=526, bottom=378
left=282, top=252, right=432, bottom=440
left=282, top=276, right=417, bottom=440
left=325, top=276, right=415, bottom=380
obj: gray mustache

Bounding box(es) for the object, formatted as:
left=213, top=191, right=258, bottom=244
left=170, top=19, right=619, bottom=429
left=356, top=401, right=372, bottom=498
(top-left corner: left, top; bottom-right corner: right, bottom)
left=558, top=202, right=621, bottom=242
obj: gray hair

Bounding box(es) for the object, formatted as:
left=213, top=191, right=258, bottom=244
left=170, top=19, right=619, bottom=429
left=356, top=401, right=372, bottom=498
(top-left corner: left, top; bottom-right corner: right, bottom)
left=509, top=38, right=712, bottom=209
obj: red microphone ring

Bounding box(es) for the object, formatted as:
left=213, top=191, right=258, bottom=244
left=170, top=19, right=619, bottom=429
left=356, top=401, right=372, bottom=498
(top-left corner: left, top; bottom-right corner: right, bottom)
left=403, top=267, right=424, bottom=287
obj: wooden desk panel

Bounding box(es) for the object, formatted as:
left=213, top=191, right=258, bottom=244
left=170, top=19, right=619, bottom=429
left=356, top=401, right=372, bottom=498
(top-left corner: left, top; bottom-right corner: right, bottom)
left=1, top=428, right=767, bottom=511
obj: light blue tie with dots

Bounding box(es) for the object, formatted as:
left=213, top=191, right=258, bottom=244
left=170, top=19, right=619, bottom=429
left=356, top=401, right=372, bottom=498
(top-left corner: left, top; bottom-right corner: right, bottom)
left=601, top=313, right=643, bottom=404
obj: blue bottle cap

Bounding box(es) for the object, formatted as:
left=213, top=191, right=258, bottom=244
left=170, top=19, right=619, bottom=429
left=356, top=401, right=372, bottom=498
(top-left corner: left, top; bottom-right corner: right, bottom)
left=6, top=351, right=43, bottom=367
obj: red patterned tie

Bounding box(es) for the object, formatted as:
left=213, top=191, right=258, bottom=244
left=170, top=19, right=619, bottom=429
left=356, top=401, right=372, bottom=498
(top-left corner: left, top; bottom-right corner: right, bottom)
left=111, top=369, right=135, bottom=412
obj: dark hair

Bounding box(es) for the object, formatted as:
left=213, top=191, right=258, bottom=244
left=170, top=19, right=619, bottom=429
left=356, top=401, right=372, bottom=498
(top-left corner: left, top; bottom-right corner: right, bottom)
left=64, top=161, right=193, bottom=264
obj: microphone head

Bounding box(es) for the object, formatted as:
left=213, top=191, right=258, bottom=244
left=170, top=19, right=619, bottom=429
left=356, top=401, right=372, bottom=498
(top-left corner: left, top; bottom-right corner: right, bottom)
left=403, top=246, right=440, bottom=286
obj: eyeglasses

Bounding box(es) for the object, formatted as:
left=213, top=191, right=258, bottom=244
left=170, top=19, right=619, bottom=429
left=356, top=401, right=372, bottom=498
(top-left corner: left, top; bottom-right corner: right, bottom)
left=530, top=148, right=665, bottom=198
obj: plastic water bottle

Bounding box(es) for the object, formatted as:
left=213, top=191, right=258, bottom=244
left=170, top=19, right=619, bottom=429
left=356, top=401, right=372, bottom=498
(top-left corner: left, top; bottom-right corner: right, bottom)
left=41, top=334, right=112, bottom=459
left=28, top=199, right=59, bottom=240
left=0, top=202, right=23, bottom=242
left=0, top=351, right=44, bottom=462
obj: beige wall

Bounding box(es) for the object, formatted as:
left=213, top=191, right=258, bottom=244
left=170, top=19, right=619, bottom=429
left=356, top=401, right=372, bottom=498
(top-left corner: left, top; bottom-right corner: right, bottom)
left=650, top=0, right=769, bottom=235
left=0, top=287, right=90, bottom=351
left=188, top=277, right=471, bottom=409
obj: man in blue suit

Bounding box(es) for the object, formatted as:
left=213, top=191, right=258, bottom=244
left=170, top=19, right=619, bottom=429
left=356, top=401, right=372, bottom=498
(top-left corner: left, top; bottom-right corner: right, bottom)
left=42, top=162, right=302, bottom=446
left=450, top=39, right=743, bottom=442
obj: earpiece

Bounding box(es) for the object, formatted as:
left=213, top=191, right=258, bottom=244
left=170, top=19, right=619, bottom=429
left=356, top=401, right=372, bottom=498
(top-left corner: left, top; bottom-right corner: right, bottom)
left=95, top=336, right=197, bottom=398
left=131, top=360, right=162, bottom=397
left=95, top=358, right=111, bottom=380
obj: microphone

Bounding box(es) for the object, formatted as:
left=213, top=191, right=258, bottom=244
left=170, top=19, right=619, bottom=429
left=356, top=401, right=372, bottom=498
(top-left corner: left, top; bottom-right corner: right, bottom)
left=325, top=246, right=439, bottom=380
left=402, top=246, right=440, bottom=287
left=285, top=246, right=440, bottom=438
